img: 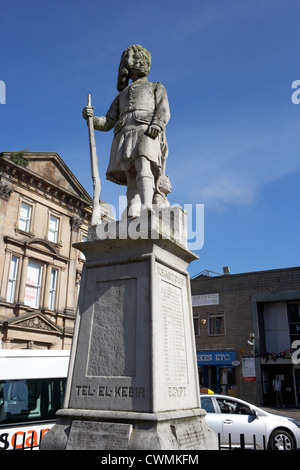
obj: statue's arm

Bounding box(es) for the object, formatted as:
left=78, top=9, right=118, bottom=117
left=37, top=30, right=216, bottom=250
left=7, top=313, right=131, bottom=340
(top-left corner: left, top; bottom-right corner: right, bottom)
left=151, top=83, right=170, bottom=130
left=145, top=83, right=170, bottom=139
left=93, top=115, right=115, bottom=132
left=83, top=95, right=119, bottom=132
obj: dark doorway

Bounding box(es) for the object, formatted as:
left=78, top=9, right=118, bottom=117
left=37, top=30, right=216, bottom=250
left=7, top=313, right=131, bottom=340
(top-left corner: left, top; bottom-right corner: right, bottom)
left=261, top=364, right=295, bottom=406
left=294, top=369, right=300, bottom=405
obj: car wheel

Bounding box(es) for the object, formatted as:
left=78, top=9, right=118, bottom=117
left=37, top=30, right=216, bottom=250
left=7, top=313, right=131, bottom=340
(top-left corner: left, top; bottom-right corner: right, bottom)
left=269, top=429, right=295, bottom=450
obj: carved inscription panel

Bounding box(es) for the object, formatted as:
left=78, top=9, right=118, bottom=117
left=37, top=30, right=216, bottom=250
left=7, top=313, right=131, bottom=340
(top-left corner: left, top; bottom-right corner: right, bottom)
left=157, top=265, right=188, bottom=384
left=66, top=420, right=132, bottom=450
left=68, top=262, right=152, bottom=412
left=87, top=278, right=137, bottom=377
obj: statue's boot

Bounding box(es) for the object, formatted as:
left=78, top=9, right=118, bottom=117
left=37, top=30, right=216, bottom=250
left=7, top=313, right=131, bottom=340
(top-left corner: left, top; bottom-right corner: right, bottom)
left=136, top=175, right=154, bottom=215
left=126, top=188, right=141, bottom=218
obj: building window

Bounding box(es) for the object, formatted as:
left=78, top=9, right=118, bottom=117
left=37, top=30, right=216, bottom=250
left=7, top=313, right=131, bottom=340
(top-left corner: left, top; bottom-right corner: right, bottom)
left=24, top=261, right=43, bottom=309
left=287, top=302, right=300, bottom=323
left=287, top=302, right=300, bottom=344
left=48, top=215, right=59, bottom=243
left=263, top=302, right=290, bottom=352
left=6, top=256, right=19, bottom=303
left=208, top=313, right=225, bottom=335
left=48, top=268, right=58, bottom=311
left=193, top=315, right=200, bottom=336
left=19, top=202, right=32, bottom=232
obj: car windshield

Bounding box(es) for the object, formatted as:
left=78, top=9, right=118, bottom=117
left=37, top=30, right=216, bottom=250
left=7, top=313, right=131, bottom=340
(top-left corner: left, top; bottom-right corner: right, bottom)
left=200, top=396, right=215, bottom=413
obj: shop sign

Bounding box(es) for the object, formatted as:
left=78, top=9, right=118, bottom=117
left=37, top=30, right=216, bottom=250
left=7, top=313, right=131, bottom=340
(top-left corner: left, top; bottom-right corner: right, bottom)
left=197, top=351, right=236, bottom=366
left=242, top=356, right=256, bottom=382
left=192, top=293, right=219, bottom=307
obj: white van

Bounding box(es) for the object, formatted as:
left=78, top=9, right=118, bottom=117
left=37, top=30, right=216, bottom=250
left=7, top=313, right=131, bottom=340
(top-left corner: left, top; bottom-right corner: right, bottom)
left=0, top=349, right=70, bottom=450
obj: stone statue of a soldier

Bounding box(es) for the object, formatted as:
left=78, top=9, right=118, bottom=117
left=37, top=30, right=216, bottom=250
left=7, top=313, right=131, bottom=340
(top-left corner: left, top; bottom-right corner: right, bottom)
left=83, top=45, right=170, bottom=218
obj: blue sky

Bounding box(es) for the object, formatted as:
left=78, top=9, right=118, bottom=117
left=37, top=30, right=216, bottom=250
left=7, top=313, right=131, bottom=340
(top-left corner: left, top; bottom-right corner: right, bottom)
left=1, top=0, right=299, bottom=278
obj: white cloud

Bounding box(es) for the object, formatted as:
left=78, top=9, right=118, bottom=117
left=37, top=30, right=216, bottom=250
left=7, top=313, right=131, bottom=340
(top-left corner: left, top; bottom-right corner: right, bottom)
left=198, top=172, right=256, bottom=211
left=168, top=115, right=300, bottom=211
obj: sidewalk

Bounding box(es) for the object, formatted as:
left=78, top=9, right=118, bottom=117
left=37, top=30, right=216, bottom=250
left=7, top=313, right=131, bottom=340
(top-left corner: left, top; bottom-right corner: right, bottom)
left=262, top=406, right=300, bottom=421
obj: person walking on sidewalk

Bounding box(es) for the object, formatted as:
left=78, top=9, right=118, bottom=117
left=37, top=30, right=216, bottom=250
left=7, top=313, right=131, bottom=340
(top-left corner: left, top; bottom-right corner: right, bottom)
left=273, top=375, right=285, bottom=407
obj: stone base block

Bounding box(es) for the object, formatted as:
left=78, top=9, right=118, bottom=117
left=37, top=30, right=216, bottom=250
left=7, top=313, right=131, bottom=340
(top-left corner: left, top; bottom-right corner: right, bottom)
left=41, top=408, right=217, bottom=450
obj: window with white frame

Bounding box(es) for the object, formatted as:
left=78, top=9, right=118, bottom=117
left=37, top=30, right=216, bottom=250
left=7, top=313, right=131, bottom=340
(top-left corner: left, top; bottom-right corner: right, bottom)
left=19, top=202, right=32, bottom=232
left=208, top=313, right=225, bottom=335
left=24, top=261, right=43, bottom=309
left=48, top=268, right=58, bottom=311
left=6, top=256, right=19, bottom=303
left=48, top=215, right=59, bottom=243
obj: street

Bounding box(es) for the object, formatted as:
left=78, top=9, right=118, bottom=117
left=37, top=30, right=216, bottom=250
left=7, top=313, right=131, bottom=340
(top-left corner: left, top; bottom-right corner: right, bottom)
left=262, top=406, right=300, bottom=421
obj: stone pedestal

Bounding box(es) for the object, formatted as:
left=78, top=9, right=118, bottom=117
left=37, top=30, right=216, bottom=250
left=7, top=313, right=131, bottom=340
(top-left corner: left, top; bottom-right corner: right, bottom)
left=41, top=208, right=217, bottom=450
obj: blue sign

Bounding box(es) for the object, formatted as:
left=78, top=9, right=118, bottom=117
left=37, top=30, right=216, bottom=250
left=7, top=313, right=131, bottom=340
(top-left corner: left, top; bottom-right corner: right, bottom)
left=197, top=351, right=236, bottom=366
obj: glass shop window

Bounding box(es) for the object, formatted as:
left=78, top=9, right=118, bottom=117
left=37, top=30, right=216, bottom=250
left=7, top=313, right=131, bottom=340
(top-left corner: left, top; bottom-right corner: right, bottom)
left=24, top=261, right=43, bottom=309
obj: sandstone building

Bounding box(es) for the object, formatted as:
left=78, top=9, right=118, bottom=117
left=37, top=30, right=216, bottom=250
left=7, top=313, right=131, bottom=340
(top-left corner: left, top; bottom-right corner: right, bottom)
left=0, top=151, right=112, bottom=350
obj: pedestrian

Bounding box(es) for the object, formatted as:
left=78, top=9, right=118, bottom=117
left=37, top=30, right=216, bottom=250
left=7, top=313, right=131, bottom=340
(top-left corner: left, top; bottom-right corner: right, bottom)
left=273, top=375, right=285, bottom=407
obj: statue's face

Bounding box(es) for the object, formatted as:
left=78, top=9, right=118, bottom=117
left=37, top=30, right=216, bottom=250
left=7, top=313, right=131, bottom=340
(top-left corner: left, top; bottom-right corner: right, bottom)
left=128, top=52, right=149, bottom=78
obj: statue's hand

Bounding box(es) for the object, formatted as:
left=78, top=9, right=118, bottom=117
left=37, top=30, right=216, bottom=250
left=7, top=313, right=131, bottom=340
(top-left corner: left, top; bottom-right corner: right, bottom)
left=146, top=124, right=160, bottom=139
left=82, top=105, right=94, bottom=120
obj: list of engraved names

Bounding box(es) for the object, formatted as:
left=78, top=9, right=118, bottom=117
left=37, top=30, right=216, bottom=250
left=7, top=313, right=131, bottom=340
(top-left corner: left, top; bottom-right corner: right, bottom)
left=158, top=265, right=188, bottom=383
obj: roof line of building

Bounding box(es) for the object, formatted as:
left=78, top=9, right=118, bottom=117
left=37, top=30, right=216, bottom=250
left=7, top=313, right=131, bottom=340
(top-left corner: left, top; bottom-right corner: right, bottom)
left=193, top=265, right=300, bottom=280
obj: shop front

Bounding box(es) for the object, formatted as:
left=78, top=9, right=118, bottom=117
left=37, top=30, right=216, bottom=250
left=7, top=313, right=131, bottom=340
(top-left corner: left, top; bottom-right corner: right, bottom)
left=197, top=351, right=238, bottom=396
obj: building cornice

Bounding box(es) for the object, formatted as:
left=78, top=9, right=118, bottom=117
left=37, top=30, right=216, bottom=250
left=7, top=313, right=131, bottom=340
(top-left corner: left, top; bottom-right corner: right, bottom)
left=0, top=152, right=92, bottom=218
left=4, top=235, right=70, bottom=262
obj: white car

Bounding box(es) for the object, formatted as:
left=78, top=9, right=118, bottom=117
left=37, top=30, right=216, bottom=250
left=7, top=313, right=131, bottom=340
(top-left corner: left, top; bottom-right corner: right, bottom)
left=200, top=394, right=300, bottom=450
